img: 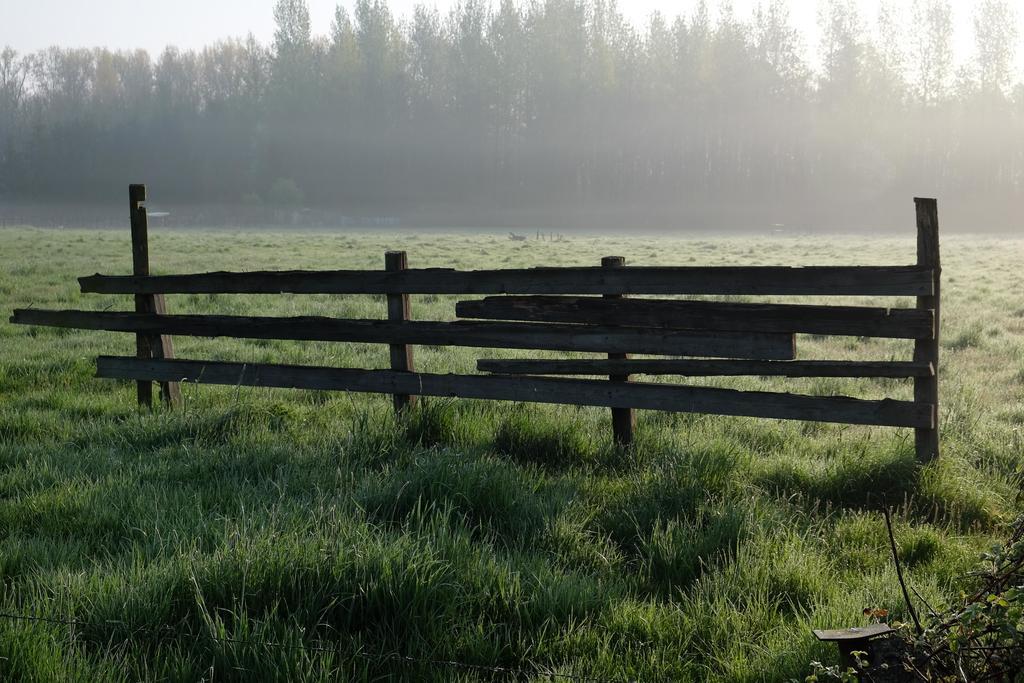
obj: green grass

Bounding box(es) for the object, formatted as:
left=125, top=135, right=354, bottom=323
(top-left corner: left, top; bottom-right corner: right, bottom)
left=0, top=227, right=1021, bottom=681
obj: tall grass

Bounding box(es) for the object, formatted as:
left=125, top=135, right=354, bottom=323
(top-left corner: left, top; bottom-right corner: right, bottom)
left=0, top=228, right=1020, bottom=680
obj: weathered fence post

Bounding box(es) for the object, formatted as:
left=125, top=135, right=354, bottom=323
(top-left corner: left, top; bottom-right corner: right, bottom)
left=914, top=198, right=940, bottom=462
left=602, top=256, right=635, bottom=446
left=129, top=184, right=181, bottom=409
left=385, top=250, right=416, bottom=414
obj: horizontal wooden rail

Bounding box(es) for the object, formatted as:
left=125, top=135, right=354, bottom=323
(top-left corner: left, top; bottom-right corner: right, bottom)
left=78, top=265, right=934, bottom=297
left=10, top=309, right=796, bottom=359
left=456, top=296, right=933, bottom=339
left=95, top=356, right=935, bottom=428
left=476, top=359, right=935, bottom=378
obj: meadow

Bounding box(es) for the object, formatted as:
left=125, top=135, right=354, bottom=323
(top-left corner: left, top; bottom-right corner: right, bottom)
left=0, top=226, right=1022, bottom=681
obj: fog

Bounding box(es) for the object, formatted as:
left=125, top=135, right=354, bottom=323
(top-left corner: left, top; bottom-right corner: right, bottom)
left=1, top=0, right=1023, bottom=232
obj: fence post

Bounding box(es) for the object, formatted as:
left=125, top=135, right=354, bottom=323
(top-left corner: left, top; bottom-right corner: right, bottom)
left=129, top=184, right=181, bottom=409
left=385, top=250, right=416, bottom=414
left=914, top=198, right=940, bottom=462
left=602, top=256, right=635, bottom=446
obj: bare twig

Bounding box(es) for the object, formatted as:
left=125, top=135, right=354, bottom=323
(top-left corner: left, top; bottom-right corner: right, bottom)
left=910, top=586, right=937, bottom=618
left=884, top=507, right=922, bottom=635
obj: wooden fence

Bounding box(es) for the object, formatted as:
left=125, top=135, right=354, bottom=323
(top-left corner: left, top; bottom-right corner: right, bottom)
left=10, top=185, right=942, bottom=461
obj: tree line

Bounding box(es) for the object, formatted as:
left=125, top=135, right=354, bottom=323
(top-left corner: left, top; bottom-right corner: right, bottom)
left=1, top=0, right=1022, bottom=230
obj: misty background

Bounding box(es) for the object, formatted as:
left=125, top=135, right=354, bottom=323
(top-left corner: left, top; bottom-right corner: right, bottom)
left=1, top=0, right=1022, bottom=232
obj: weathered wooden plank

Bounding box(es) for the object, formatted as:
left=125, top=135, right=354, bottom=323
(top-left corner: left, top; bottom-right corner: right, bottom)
left=9, top=309, right=797, bottom=359
left=95, top=356, right=935, bottom=428
left=602, top=256, right=635, bottom=445
left=385, top=251, right=416, bottom=413
left=78, top=265, right=935, bottom=297
left=476, top=359, right=935, bottom=378
left=914, top=198, right=941, bottom=462
left=456, top=296, right=933, bottom=339
left=129, top=183, right=181, bottom=409
left=148, top=294, right=182, bottom=407
left=130, top=183, right=154, bottom=409
left=813, top=624, right=894, bottom=642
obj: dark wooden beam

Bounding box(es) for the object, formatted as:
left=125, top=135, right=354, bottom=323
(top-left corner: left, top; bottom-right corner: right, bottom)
left=385, top=251, right=416, bottom=413
left=602, top=256, right=635, bottom=446
left=95, top=356, right=935, bottom=429
left=79, top=265, right=935, bottom=297
left=914, top=198, right=941, bottom=462
left=129, top=184, right=181, bottom=409
left=10, top=309, right=797, bottom=359
left=456, top=296, right=932, bottom=339
left=476, top=359, right=934, bottom=378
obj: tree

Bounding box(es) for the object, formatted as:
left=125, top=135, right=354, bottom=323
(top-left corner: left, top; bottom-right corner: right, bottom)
left=0, top=47, right=29, bottom=120
left=273, top=0, right=312, bottom=65
left=818, top=0, right=863, bottom=99
left=874, top=0, right=906, bottom=91
left=753, top=0, right=804, bottom=92
left=973, top=0, right=1018, bottom=95
left=270, top=0, right=314, bottom=104
left=0, top=47, right=30, bottom=192
left=912, top=0, right=953, bottom=105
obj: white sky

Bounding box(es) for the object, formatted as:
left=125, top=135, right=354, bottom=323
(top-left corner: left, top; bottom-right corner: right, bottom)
left=1, top=1, right=1018, bottom=75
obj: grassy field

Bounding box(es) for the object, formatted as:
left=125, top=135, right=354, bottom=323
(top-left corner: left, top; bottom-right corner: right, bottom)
left=1, top=226, right=1022, bottom=681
